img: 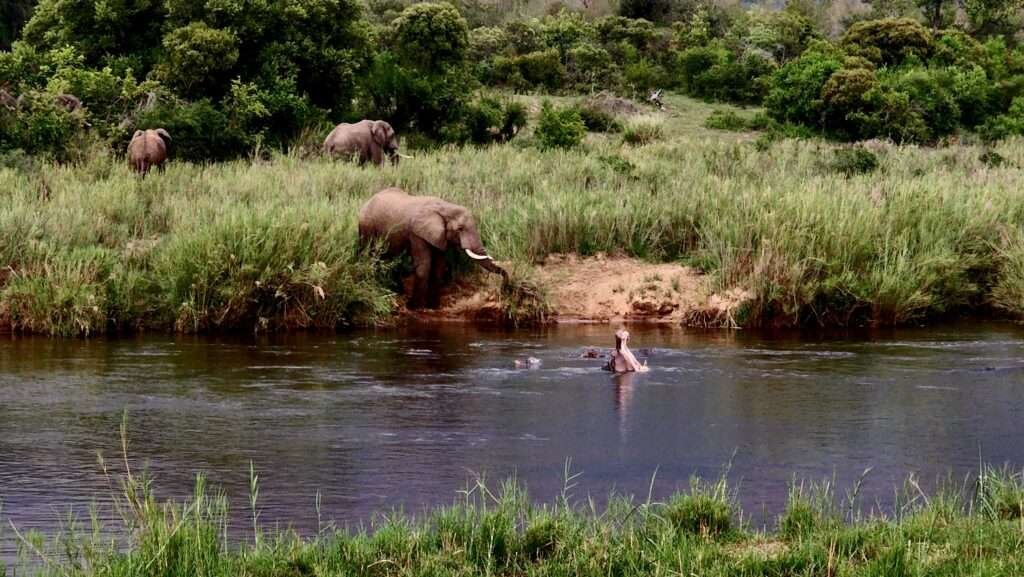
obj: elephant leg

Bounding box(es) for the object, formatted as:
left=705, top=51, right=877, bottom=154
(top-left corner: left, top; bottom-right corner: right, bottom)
left=409, top=237, right=433, bottom=310
left=428, top=248, right=446, bottom=309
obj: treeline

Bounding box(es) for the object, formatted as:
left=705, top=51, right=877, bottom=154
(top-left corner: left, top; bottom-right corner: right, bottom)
left=2, top=0, right=1024, bottom=161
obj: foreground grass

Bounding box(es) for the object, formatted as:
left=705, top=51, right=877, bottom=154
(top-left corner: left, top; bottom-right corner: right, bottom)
left=4, top=94, right=1024, bottom=334
left=6, top=458, right=1024, bottom=577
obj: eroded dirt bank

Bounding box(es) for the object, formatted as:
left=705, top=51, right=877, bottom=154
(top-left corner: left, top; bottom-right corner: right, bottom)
left=411, top=254, right=751, bottom=326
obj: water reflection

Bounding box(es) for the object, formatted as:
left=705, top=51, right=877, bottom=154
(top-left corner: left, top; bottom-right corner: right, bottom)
left=0, top=322, right=1023, bottom=558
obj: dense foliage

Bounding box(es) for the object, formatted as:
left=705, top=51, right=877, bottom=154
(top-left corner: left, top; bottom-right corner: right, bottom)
left=2, top=0, right=1024, bottom=160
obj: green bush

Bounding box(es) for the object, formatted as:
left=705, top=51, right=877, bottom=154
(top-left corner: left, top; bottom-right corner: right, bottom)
left=980, top=96, right=1024, bottom=141
left=577, top=104, right=623, bottom=132
left=157, top=23, right=239, bottom=99
left=566, top=43, right=614, bottom=89
left=704, top=109, right=751, bottom=131
left=515, top=49, right=566, bottom=91
left=827, top=147, right=880, bottom=176
left=392, top=2, right=470, bottom=73
left=841, top=18, right=932, bottom=67
left=134, top=99, right=252, bottom=162
left=535, top=100, right=585, bottom=149
left=0, top=89, right=86, bottom=158
left=465, top=97, right=527, bottom=144
left=765, top=40, right=845, bottom=126
left=622, top=117, right=663, bottom=145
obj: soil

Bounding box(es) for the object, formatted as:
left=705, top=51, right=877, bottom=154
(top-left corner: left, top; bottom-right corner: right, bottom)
left=408, top=253, right=751, bottom=326
left=582, top=91, right=645, bottom=116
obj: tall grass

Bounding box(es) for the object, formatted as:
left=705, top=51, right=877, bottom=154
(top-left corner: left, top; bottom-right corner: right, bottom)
left=5, top=95, right=1024, bottom=333
left=8, top=429, right=1024, bottom=577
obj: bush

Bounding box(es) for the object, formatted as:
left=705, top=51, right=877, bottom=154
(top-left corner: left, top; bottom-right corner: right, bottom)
left=841, top=18, right=932, bottom=67
left=515, top=49, right=566, bottom=91
left=134, top=99, right=252, bottom=161
left=577, top=104, right=623, bottom=132
left=980, top=96, right=1024, bottom=141
left=827, top=147, right=880, bottom=176
left=0, top=89, right=86, bottom=158
left=465, top=97, right=527, bottom=144
left=535, top=100, right=585, bottom=148
left=566, top=43, right=614, bottom=89
left=392, top=2, right=470, bottom=73
left=704, top=109, right=751, bottom=131
left=765, top=40, right=845, bottom=126
left=821, top=66, right=880, bottom=139
left=622, top=117, right=663, bottom=145
left=157, top=23, right=239, bottom=99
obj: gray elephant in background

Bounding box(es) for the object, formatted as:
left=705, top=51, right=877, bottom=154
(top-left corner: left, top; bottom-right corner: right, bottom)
left=323, top=120, right=399, bottom=166
left=127, top=128, right=171, bottom=175
left=358, top=187, right=507, bottom=309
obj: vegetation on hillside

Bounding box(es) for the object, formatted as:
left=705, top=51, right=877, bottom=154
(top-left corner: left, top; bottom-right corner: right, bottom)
left=3, top=0, right=1024, bottom=161
left=4, top=96, right=1024, bottom=335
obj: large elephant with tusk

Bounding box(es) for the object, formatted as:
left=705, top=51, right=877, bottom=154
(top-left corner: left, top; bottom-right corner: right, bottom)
left=358, top=187, right=507, bottom=309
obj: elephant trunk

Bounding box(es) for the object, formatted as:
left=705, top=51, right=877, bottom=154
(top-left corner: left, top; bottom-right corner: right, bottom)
left=465, top=248, right=508, bottom=278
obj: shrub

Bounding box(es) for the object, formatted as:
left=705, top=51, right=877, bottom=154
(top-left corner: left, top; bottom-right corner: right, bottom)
left=577, top=104, right=623, bottom=132
left=157, top=23, right=239, bottom=99
left=827, top=147, right=880, bottom=176
left=841, top=18, right=932, bottom=67
left=765, top=40, right=845, bottom=125
left=0, top=89, right=86, bottom=158
left=392, top=2, right=470, bottom=74
left=704, top=109, right=751, bottom=131
left=980, top=96, right=1024, bottom=141
left=539, top=10, right=593, bottom=55
left=622, top=117, right=663, bottom=145
left=465, top=97, right=527, bottom=144
left=566, top=43, right=615, bottom=89
left=134, top=99, right=252, bottom=161
left=515, top=49, right=566, bottom=91
left=504, top=20, right=543, bottom=55
left=535, top=100, right=585, bottom=149
left=821, top=66, right=880, bottom=139
left=468, top=26, right=509, bottom=62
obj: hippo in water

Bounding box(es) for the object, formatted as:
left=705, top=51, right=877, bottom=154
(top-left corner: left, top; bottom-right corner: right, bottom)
left=603, top=329, right=648, bottom=373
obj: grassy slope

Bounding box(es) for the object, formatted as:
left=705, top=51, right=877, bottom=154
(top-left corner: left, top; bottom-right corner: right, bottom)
left=3, top=94, right=1024, bottom=335
left=9, top=460, right=1024, bottom=577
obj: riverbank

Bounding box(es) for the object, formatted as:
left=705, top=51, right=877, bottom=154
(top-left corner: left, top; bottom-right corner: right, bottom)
left=4, top=95, right=1024, bottom=335
left=5, top=460, right=1023, bottom=576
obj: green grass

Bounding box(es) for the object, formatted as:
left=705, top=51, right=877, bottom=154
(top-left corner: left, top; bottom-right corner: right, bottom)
left=8, top=436, right=1024, bottom=577
left=5, top=94, right=1024, bottom=334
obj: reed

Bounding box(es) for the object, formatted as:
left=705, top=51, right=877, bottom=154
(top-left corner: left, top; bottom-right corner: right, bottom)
left=4, top=94, right=1024, bottom=334
left=9, top=443, right=1024, bottom=577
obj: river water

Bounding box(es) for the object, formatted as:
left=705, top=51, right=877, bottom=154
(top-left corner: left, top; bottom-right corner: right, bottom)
left=1, top=323, right=1023, bottom=555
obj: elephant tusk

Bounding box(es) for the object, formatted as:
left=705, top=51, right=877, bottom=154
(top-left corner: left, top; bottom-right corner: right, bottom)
left=396, top=152, right=414, bottom=159
left=465, top=248, right=492, bottom=261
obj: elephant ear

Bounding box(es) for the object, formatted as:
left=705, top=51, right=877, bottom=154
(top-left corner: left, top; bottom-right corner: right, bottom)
left=155, top=128, right=171, bottom=142
left=411, top=207, right=447, bottom=250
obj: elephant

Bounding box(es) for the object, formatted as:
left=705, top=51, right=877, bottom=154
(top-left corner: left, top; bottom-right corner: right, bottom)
left=127, top=128, right=171, bottom=175
left=358, top=187, right=507, bottom=309
left=54, top=93, right=83, bottom=113
left=0, top=88, right=16, bottom=110
left=323, top=120, right=399, bottom=166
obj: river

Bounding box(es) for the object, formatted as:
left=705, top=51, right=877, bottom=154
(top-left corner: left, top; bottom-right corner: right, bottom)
left=1, top=323, right=1022, bottom=557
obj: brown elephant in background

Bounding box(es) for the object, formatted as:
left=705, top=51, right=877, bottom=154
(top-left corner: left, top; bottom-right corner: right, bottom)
left=127, top=128, right=171, bottom=175
left=323, top=120, right=399, bottom=166
left=358, top=187, right=507, bottom=309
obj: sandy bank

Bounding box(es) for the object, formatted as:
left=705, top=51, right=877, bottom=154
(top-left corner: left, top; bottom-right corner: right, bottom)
left=409, top=254, right=751, bottom=326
